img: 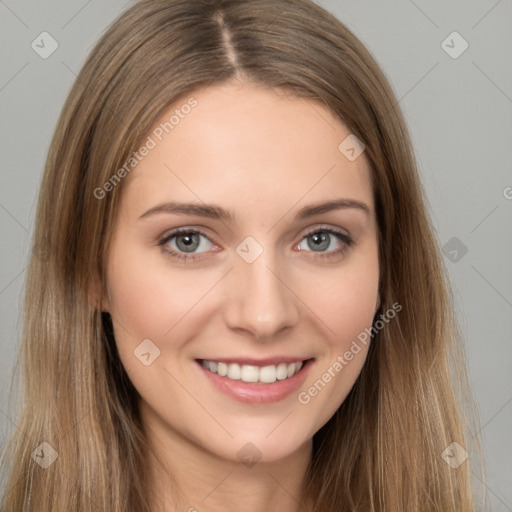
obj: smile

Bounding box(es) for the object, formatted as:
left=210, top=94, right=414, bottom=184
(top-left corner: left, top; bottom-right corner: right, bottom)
left=196, top=357, right=315, bottom=404
left=200, top=359, right=304, bottom=384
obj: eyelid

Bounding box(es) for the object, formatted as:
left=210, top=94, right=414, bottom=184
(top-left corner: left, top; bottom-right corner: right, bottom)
left=158, top=226, right=212, bottom=245
left=299, top=223, right=351, bottom=239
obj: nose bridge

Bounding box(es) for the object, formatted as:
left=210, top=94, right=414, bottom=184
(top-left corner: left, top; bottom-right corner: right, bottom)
left=224, top=245, right=299, bottom=339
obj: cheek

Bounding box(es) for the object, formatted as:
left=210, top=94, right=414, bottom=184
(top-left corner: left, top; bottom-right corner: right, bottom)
left=294, top=247, right=379, bottom=428
left=105, top=244, right=213, bottom=342
left=303, top=251, right=379, bottom=348
left=326, top=272, right=378, bottom=344
left=104, top=246, right=213, bottom=400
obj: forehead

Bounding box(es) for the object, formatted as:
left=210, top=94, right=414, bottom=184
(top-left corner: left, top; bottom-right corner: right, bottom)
left=121, top=81, right=374, bottom=220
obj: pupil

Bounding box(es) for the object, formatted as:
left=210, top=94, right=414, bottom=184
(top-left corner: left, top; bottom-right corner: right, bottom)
left=309, top=232, right=329, bottom=251
left=177, top=233, right=199, bottom=252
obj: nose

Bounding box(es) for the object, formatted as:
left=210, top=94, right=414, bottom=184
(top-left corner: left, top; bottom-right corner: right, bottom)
left=223, top=252, right=300, bottom=340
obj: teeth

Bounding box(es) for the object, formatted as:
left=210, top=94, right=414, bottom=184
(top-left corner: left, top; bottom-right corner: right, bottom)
left=227, top=363, right=241, bottom=380
left=241, top=365, right=259, bottom=383
left=276, top=363, right=288, bottom=380
left=217, top=362, right=228, bottom=377
left=260, top=365, right=277, bottom=383
left=200, top=359, right=305, bottom=383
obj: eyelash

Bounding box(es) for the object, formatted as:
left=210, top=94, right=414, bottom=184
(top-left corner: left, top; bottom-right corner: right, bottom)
left=158, top=226, right=354, bottom=262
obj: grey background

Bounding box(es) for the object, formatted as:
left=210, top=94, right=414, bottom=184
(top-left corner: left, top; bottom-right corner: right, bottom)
left=0, top=0, right=511, bottom=509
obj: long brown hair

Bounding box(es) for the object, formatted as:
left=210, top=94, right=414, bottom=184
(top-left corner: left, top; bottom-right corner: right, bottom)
left=1, top=0, right=486, bottom=510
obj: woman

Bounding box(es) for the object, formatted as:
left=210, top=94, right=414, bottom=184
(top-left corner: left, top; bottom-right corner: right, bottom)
left=1, top=0, right=485, bottom=510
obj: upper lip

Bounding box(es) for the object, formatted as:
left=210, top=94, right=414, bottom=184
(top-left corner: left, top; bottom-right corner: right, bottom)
left=197, top=356, right=312, bottom=367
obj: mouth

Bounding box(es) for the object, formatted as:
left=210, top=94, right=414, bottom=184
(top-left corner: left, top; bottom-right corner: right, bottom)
left=197, top=358, right=310, bottom=384
left=195, top=357, right=315, bottom=404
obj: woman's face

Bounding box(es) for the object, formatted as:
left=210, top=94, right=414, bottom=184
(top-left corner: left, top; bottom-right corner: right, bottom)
left=103, top=80, right=380, bottom=464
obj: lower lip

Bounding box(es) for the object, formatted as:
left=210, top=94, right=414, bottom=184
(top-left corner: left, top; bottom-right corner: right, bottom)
left=196, top=359, right=314, bottom=404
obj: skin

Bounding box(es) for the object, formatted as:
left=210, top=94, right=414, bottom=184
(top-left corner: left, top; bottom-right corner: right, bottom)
left=100, top=79, right=380, bottom=512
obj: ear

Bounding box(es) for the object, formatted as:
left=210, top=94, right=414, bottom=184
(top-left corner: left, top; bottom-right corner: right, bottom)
left=87, top=265, right=111, bottom=312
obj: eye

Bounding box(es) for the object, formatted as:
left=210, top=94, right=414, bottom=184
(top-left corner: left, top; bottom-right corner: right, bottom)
left=296, top=226, right=354, bottom=260
left=158, top=225, right=354, bottom=263
left=158, top=228, right=216, bottom=262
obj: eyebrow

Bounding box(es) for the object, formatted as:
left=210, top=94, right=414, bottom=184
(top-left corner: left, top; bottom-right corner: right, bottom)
left=138, top=198, right=370, bottom=221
